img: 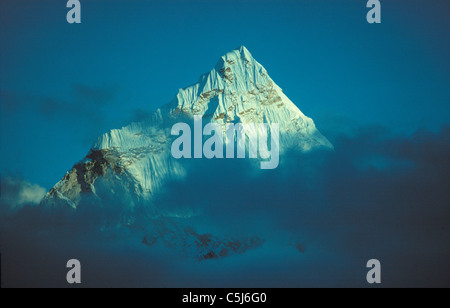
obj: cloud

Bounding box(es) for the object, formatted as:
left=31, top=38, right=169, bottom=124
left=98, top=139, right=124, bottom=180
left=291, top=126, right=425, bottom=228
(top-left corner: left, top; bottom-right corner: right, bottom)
left=0, top=125, right=449, bottom=287
left=38, top=97, right=78, bottom=117
left=0, top=84, right=123, bottom=147
left=129, top=108, right=155, bottom=123
left=72, top=84, right=118, bottom=106
left=1, top=84, right=119, bottom=116
left=0, top=177, right=46, bottom=214
left=148, top=124, right=450, bottom=286
left=37, top=84, right=119, bottom=117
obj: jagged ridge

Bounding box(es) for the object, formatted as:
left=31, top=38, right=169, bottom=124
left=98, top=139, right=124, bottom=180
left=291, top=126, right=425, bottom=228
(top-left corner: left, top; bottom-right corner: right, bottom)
left=41, top=46, right=333, bottom=260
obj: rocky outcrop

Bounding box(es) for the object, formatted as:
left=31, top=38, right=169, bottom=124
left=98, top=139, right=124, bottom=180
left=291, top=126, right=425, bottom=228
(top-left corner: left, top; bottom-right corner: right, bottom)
left=142, top=219, right=265, bottom=260
left=42, top=149, right=126, bottom=208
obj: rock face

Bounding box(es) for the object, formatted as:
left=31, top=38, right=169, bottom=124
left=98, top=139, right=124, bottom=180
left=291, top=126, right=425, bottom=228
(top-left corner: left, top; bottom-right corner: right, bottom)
left=44, top=149, right=127, bottom=209
left=41, top=46, right=332, bottom=259
left=142, top=219, right=265, bottom=261
left=43, top=46, right=331, bottom=209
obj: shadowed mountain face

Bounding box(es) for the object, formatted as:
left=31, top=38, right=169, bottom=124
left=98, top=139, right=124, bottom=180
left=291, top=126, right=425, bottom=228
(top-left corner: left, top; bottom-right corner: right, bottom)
left=40, top=46, right=332, bottom=260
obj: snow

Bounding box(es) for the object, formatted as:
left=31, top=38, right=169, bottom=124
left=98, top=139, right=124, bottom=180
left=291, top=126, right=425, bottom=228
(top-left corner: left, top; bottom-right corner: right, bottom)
left=45, top=46, right=332, bottom=209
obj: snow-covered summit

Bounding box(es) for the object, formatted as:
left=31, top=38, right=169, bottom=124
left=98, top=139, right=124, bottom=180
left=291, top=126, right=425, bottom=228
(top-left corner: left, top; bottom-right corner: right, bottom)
left=43, top=46, right=332, bottom=212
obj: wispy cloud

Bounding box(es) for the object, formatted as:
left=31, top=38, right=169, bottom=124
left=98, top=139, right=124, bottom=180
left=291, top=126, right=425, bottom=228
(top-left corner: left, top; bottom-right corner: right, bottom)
left=37, top=84, right=120, bottom=117
left=0, top=177, right=46, bottom=214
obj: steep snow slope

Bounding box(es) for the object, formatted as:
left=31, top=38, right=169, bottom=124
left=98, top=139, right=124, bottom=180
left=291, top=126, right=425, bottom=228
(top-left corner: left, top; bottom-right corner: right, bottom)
left=42, top=46, right=332, bottom=218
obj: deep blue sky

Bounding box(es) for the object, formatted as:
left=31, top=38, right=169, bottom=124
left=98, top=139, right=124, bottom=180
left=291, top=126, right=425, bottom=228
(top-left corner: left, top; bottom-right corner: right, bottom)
left=1, top=0, right=449, bottom=188
left=1, top=0, right=450, bottom=288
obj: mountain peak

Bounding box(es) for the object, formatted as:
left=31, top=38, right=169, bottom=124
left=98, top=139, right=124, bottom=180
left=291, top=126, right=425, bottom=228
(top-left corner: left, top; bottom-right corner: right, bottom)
left=44, top=46, right=333, bottom=213
left=232, top=45, right=253, bottom=59
left=214, top=45, right=259, bottom=71
left=222, top=45, right=252, bottom=58
left=42, top=46, right=333, bottom=260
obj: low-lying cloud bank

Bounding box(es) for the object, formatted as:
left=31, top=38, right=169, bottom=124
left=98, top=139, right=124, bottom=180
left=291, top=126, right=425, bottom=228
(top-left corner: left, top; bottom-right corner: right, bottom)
left=1, top=125, right=449, bottom=287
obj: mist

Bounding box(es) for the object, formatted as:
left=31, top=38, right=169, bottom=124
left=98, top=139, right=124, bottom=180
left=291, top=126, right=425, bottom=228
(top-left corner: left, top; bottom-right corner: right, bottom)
left=1, top=125, right=449, bottom=287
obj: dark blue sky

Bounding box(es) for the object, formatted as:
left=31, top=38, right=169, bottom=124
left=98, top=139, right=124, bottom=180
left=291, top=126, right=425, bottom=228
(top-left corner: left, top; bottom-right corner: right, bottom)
left=1, top=0, right=450, bottom=288
left=1, top=0, right=449, bottom=188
